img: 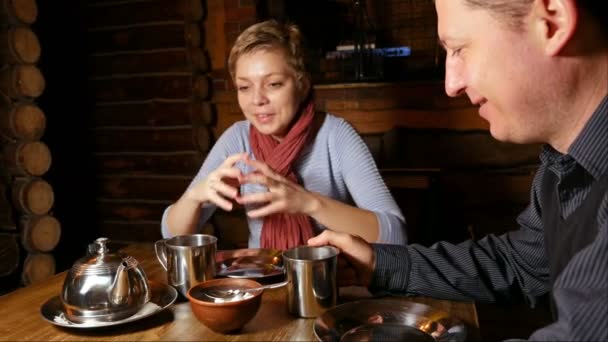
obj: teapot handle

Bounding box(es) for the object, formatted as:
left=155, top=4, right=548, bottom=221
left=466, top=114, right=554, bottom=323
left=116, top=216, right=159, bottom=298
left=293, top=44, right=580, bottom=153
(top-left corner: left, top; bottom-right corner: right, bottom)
left=154, top=239, right=168, bottom=270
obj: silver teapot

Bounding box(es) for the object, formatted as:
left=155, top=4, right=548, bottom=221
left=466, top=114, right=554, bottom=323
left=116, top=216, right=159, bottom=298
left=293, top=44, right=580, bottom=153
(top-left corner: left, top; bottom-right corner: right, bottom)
left=60, top=237, right=150, bottom=323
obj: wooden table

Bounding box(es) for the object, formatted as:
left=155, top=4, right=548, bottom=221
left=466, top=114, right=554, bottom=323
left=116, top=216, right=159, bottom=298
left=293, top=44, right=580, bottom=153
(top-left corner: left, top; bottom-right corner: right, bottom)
left=0, top=243, right=480, bottom=341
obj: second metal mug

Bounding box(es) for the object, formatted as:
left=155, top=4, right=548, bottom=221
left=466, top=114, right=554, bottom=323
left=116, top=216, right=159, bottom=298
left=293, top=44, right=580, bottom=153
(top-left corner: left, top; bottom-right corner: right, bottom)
left=155, top=234, right=217, bottom=298
left=283, top=245, right=339, bottom=318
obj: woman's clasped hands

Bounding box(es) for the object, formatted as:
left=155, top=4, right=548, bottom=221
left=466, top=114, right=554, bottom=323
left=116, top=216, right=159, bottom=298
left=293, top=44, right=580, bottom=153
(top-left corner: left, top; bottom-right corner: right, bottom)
left=188, top=153, right=317, bottom=218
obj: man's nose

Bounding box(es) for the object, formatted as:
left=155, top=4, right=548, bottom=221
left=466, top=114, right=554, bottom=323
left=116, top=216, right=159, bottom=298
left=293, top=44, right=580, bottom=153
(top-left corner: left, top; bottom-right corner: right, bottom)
left=444, top=57, right=466, bottom=97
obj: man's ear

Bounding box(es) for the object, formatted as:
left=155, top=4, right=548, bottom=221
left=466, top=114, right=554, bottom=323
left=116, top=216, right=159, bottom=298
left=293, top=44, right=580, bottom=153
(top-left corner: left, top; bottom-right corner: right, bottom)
left=532, top=0, right=578, bottom=55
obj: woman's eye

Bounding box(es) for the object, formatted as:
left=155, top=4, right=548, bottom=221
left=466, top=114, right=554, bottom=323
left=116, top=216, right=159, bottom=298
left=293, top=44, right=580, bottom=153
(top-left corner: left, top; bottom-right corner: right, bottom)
left=269, top=82, right=282, bottom=88
left=237, top=86, right=249, bottom=91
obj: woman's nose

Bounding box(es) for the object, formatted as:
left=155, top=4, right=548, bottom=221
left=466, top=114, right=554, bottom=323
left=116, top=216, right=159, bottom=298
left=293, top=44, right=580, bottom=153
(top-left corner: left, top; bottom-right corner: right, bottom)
left=444, top=56, right=466, bottom=97
left=252, top=88, right=268, bottom=105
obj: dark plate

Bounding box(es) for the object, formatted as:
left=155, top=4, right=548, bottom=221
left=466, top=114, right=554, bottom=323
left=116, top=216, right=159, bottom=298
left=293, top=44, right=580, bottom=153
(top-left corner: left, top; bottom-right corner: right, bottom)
left=215, top=248, right=284, bottom=279
left=40, top=281, right=177, bottom=329
left=313, top=299, right=467, bottom=342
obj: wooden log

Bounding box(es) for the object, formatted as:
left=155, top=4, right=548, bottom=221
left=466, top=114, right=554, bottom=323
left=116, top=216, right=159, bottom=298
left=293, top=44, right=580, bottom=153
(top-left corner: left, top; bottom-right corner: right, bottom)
left=92, top=127, right=200, bottom=153
left=92, top=99, right=212, bottom=127
left=97, top=220, right=163, bottom=243
left=192, top=75, right=210, bottom=100
left=192, top=125, right=212, bottom=153
left=87, top=0, right=204, bottom=28
left=21, top=252, right=55, bottom=286
left=336, top=107, right=488, bottom=134
left=0, top=0, right=37, bottom=26
left=0, top=101, right=46, bottom=140
left=96, top=199, right=170, bottom=221
left=88, top=23, right=200, bottom=53
left=191, top=101, right=215, bottom=126
left=380, top=128, right=541, bottom=169
left=97, top=175, right=190, bottom=200
left=0, top=198, right=16, bottom=230
left=94, top=152, right=202, bottom=175
left=0, top=232, right=19, bottom=276
left=314, top=82, right=471, bottom=110
left=19, top=215, right=61, bottom=253
left=0, top=26, right=41, bottom=64
left=11, top=177, right=54, bottom=215
left=91, top=74, right=209, bottom=102
left=89, top=47, right=209, bottom=76
left=0, top=64, right=45, bottom=99
left=3, top=140, right=51, bottom=176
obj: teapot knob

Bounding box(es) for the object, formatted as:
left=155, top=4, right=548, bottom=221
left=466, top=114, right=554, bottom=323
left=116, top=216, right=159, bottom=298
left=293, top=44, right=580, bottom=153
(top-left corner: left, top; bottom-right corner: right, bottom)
left=88, top=237, right=110, bottom=255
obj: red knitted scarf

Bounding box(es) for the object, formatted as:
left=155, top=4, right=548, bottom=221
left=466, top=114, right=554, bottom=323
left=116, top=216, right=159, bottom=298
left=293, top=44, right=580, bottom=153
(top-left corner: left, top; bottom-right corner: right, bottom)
left=249, top=99, right=315, bottom=250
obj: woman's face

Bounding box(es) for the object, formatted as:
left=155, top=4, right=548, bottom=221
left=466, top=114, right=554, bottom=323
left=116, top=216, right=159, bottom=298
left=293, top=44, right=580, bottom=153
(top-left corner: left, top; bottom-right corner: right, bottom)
left=234, top=49, right=305, bottom=141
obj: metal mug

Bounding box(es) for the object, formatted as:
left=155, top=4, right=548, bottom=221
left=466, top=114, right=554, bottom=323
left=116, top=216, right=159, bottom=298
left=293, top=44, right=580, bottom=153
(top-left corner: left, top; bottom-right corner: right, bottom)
left=155, top=234, right=217, bottom=298
left=283, top=245, right=339, bottom=318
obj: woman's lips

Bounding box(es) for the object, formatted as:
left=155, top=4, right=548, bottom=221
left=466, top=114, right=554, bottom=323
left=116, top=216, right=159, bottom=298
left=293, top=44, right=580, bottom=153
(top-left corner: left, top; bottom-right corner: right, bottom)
left=255, top=113, right=274, bottom=124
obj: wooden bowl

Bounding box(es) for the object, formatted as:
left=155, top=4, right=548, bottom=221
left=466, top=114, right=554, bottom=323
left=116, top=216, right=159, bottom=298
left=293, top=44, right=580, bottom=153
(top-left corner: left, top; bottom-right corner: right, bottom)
left=186, top=278, right=263, bottom=333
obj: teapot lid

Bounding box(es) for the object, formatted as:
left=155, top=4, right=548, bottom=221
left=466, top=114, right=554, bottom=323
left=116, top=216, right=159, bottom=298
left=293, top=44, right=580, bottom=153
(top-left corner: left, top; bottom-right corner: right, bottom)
left=70, top=237, right=138, bottom=274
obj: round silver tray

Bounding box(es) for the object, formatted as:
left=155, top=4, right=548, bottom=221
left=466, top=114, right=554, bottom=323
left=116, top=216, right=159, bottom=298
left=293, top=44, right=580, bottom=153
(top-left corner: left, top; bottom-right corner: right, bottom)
left=40, top=281, right=177, bottom=329
left=216, top=248, right=284, bottom=279
left=314, top=299, right=467, bottom=342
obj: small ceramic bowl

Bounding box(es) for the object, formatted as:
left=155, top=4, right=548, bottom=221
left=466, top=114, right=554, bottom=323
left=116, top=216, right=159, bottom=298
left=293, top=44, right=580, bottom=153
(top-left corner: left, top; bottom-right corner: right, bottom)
left=186, top=278, right=263, bottom=333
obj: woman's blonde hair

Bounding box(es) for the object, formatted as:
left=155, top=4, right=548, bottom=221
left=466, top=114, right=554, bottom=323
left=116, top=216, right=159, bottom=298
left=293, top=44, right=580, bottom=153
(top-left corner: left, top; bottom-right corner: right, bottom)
left=227, top=20, right=310, bottom=93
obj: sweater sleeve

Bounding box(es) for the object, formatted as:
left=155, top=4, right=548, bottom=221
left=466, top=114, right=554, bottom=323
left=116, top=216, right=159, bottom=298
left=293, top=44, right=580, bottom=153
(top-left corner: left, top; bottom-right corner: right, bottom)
left=160, top=122, right=249, bottom=238
left=332, top=119, right=407, bottom=245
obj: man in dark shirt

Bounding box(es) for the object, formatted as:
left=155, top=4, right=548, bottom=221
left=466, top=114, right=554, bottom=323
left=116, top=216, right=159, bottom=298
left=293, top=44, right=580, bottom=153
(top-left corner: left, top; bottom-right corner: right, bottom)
left=309, top=0, right=608, bottom=340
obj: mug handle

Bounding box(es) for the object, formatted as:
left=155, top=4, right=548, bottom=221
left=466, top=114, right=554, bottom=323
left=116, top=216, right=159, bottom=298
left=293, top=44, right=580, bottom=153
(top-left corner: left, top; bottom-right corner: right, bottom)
left=154, top=239, right=168, bottom=270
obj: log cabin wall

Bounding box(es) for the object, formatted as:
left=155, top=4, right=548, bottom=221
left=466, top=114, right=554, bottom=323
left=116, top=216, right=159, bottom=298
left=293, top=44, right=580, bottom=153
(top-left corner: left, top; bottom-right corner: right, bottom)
left=83, top=0, right=213, bottom=244
left=1, top=0, right=62, bottom=293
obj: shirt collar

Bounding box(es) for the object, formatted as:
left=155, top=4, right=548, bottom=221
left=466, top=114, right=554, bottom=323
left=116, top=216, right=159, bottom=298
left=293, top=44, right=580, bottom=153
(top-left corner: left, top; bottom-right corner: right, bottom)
left=567, top=94, right=608, bottom=180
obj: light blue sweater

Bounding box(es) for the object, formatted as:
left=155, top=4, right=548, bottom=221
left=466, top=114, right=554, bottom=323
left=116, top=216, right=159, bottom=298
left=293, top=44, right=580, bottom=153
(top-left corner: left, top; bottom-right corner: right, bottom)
left=161, top=113, right=407, bottom=246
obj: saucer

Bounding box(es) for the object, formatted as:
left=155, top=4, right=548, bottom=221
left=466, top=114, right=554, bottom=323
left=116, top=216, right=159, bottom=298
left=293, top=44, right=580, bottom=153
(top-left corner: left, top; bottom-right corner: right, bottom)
left=40, top=281, right=177, bottom=329
left=314, top=299, right=467, bottom=342
left=216, top=248, right=284, bottom=279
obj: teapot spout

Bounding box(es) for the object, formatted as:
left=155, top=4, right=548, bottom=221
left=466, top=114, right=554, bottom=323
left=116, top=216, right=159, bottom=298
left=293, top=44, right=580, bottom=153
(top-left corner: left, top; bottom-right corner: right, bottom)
left=109, top=261, right=131, bottom=305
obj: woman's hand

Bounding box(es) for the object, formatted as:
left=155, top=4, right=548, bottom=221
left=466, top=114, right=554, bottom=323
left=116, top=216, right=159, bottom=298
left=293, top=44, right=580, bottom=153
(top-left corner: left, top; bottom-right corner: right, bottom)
left=186, top=153, right=247, bottom=211
left=236, top=157, right=319, bottom=217
left=308, top=230, right=375, bottom=287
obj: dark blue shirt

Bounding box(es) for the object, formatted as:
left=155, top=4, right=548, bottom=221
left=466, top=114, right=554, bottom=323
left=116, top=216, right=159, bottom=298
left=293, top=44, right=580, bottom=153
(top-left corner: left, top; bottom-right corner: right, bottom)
left=372, top=95, right=608, bottom=341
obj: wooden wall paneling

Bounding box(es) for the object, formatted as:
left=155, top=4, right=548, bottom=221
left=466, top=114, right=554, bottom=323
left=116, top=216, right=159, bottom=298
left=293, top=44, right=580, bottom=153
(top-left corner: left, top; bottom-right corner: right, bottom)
left=90, top=74, right=208, bottom=102
left=86, top=0, right=204, bottom=28
left=96, top=220, right=184, bottom=244
left=94, top=151, right=202, bottom=176
left=0, top=101, right=46, bottom=140
left=0, top=26, right=41, bottom=65
left=192, top=125, right=211, bottom=154
left=92, top=100, right=197, bottom=127
left=0, top=64, right=45, bottom=99
left=0, top=190, right=16, bottom=230
left=191, top=100, right=215, bottom=126
left=0, top=0, right=37, bottom=26
left=334, top=107, right=488, bottom=134
left=2, top=140, right=52, bottom=176
left=96, top=199, right=171, bottom=222
left=380, top=128, right=541, bottom=169
left=0, top=232, right=19, bottom=276
left=89, top=47, right=209, bottom=76
left=87, top=23, right=200, bottom=53
left=97, top=176, right=190, bottom=201
left=92, top=127, right=202, bottom=153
